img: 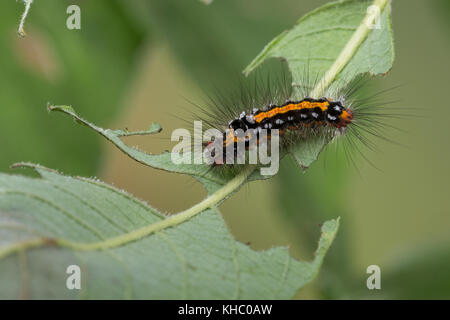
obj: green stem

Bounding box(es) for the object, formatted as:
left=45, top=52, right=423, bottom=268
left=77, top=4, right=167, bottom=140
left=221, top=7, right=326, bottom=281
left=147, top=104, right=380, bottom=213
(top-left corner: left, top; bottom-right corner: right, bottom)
left=0, top=238, right=47, bottom=259
left=56, top=167, right=254, bottom=251
left=0, top=168, right=253, bottom=258
left=310, top=0, right=390, bottom=97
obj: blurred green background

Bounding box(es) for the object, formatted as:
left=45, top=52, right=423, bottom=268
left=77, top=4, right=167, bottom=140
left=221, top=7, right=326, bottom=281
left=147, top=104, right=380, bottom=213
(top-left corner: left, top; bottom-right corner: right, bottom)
left=1, top=0, right=449, bottom=299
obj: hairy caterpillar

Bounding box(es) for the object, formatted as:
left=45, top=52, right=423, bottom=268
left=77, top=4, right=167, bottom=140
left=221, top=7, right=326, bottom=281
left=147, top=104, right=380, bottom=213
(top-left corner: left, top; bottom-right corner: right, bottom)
left=185, top=70, right=396, bottom=174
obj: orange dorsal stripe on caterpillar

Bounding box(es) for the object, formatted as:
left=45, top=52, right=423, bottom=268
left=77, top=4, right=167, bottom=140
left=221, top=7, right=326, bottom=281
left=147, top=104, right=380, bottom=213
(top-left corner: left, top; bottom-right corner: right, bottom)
left=218, top=98, right=352, bottom=148
left=253, top=100, right=330, bottom=123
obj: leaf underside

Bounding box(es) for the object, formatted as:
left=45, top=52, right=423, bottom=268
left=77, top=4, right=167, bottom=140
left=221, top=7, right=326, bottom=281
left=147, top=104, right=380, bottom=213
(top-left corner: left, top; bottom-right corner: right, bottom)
left=0, top=164, right=339, bottom=299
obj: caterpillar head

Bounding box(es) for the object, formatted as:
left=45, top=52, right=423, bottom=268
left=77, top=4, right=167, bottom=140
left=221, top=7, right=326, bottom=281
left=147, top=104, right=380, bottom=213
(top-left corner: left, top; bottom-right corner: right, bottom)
left=337, top=108, right=353, bottom=128
left=326, top=101, right=353, bottom=128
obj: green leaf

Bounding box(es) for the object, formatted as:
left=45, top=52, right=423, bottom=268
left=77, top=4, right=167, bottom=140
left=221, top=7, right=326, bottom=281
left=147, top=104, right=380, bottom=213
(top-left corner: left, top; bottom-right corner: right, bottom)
left=0, top=164, right=339, bottom=299
left=290, top=135, right=330, bottom=170
left=244, top=0, right=394, bottom=168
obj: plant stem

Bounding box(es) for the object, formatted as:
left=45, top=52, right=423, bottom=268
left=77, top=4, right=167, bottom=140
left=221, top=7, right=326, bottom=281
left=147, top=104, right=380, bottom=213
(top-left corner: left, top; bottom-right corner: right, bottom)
left=310, top=0, right=390, bottom=97
left=0, top=168, right=253, bottom=258
left=56, top=167, right=254, bottom=251
left=0, top=238, right=47, bottom=259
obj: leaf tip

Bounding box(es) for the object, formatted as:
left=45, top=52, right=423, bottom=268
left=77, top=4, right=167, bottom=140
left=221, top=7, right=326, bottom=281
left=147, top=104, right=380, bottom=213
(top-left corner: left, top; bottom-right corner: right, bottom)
left=148, top=122, right=163, bottom=134
left=321, top=216, right=340, bottom=234
left=10, top=162, right=58, bottom=174
left=47, top=103, right=75, bottom=114
left=10, top=161, right=34, bottom=170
